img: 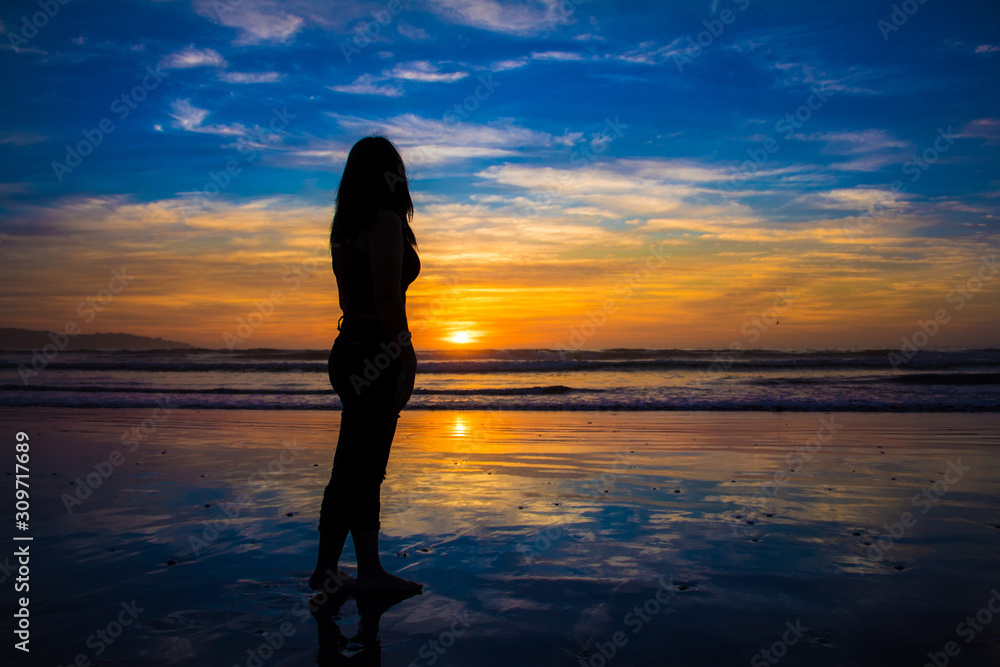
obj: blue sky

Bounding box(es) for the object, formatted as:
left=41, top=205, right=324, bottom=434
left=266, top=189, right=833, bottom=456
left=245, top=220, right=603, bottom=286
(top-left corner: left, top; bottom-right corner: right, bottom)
left=1, top=0, right=998, bottom=349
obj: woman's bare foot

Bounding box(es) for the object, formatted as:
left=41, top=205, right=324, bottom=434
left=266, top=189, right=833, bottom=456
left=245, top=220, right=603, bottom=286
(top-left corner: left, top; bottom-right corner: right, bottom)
left=309, top=567, right=357, bottom=592
left=356, top=570, right=423, bottom=594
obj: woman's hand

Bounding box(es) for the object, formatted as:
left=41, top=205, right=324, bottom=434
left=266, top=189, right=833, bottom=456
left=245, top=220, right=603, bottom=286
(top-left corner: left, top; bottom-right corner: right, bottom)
left=392, top=348, right=417, bottom=414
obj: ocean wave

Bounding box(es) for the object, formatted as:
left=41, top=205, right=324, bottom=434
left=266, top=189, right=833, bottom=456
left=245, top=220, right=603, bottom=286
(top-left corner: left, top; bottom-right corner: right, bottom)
left=415, top=385, right=602, bottom=395
left=745, top=372, right=1000, bottom=387
left=2, top=383, right=602, bottom=396
left=1, top=384, right=333, bottom=395
left=2, top=348, right=997, bottom=412
left=0, top=395, right=996, bottom=411
left=2, top=349, right=998, bottom=374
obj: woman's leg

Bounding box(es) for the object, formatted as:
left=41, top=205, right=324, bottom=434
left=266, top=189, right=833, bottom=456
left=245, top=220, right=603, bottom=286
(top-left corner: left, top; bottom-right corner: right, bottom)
left=315, top=327, right=421, bottom=592
left=311, top=341, right=358, bottom=590
left=348, top=410, right=420, bottom=592
left=309, top=526, right=352, bottom=591
left=353, top=528, right=421, bottom=592
left=329, top=404, right=420, bottom=591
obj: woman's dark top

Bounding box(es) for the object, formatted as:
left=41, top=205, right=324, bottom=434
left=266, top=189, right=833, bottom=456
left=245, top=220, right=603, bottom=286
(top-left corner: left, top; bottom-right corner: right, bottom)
left=332, top=222, right=419, bottom=320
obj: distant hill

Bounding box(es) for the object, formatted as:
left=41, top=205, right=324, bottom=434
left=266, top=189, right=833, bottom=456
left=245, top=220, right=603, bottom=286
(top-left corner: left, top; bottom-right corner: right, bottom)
left=0, top=328, right=194, bottom=350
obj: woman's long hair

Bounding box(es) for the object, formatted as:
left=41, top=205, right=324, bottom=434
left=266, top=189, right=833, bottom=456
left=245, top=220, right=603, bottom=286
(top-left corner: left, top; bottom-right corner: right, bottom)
left=330, top=135, right=416, bottom=247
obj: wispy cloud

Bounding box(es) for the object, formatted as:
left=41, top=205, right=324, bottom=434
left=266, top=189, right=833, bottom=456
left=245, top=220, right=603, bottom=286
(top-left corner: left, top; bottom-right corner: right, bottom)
left=0, top=131, right=46, bottom=146
left=609, top=38, right=687, bottom=64
left=958, top=118, right=1000, bottom=145
left=323, top=113, right=554, bottom=166
left=168, top=99, right=246, bottom=136
left=788, top=129, right=912, bottom=172
left=793, top=187, right=908, bottom=211
left=168, top=100, right=209, bottom=131
left=975, top=44, right=999, bottom=54
left=476, top=160, right=721, bottom=220
left=218, top=71, right=284, bottom=83
left=426, top=0, right=570, bottom=36
left=767, top=60, right=881, bottom=95
left=508, top=38, right=699, bottom=67
left=491, top=57, right=530, bottom=71
left=0, top=41, right=46, bottom=55
left=193, top=0, right=304, bottom=44
left=326, top=61, right=469, bottom=97
left=531, top=50, right=585, bottom=61
left=279, top=139, right=350, bottom=170
left=384, top=60, right=468, bottom=83
left=327, top=74, right=403, bottom=97
left=397, top=22, right=430, bottom=40
left=159, top=45, right=227, bottom=69
left=337, top=114, right=553, bottom=148
left=826, top=154, right=909, bottom=172
left=729, top=28, right=890, bottom=95
left=0, top=182, right=34, bottom=195
left=795, top=130, right=910, bottom=154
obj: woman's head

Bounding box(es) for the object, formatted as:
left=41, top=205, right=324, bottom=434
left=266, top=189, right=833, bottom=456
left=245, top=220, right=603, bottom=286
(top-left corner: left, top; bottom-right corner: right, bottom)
left=331, top=135, right=415, bottom=246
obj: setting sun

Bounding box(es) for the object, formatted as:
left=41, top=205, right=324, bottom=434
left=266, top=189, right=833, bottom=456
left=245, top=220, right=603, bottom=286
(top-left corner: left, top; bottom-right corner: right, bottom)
left=449, top=331, right=474, bottom=344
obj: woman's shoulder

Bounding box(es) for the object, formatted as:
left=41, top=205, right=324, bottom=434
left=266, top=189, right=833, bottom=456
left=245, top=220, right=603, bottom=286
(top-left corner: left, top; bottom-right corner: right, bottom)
left=366, top=209, right=405, bottom=240
left=371, top=208, right=403, bottom=226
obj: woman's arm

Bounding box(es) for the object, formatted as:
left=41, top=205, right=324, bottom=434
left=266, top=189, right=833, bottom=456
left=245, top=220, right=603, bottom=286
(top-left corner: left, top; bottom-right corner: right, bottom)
left=366, top=209, right=417, bottom=411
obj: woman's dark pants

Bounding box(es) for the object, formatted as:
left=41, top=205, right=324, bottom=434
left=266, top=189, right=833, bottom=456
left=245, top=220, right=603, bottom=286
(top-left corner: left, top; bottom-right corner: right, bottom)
left=318, top=318, right=402, bottom=535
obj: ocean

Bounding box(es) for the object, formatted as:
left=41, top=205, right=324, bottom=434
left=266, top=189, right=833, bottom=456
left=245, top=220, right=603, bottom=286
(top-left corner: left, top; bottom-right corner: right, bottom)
left=1, top=348, right=998, bottom=411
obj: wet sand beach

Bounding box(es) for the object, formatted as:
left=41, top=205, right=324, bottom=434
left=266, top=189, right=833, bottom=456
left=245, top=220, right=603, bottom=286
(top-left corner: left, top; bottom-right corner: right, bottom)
left=4, top=408, right=1000, bottom=666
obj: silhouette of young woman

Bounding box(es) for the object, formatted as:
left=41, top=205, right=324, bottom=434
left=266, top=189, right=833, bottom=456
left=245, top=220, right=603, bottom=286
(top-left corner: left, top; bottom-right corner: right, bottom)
left=310, top=136, right=422, bottom=594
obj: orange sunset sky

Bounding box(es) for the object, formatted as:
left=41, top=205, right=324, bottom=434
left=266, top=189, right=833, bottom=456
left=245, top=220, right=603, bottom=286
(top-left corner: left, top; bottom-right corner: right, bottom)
left=2, top=191, right=997, bottom=350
